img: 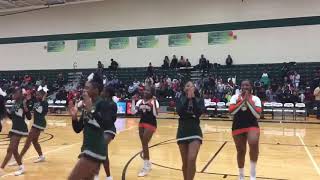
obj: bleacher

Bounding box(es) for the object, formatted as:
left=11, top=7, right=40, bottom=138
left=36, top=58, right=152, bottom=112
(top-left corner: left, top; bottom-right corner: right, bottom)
left=1, top=62, right=318, bottom=87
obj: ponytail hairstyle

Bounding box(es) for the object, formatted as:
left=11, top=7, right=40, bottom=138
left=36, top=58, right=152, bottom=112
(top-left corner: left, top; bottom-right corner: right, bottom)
left=87, top=73, right=104, bottom=93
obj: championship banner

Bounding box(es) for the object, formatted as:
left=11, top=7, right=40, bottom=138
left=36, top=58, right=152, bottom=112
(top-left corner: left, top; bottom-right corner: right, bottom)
left=137, top=35, right=159, bottom=48
left=208, top=31, right=237, bottom=45
left=47, top=41, right=65, bottom=52
left=77, top=39, right=96, bottom=51
left=109, top=37, right=129, bottom=50
left=168, top=33, right=192, bottom=47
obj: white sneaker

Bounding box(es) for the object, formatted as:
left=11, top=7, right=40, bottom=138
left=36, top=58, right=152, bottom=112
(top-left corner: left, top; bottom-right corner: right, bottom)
left=239, top=175, right=245, bottom=180
left=138, top=167, right=151, bottom=177
left=138, top=163, right=152, bottom=177
left=106, top=176, right=113, bottom=180
left=14, top=165, right=25, bottom=176
left=34, top=155, right=45, bottom=163
left=94, top=175, right=99, bottom=180
left=250, top=177, right=256, bottom=180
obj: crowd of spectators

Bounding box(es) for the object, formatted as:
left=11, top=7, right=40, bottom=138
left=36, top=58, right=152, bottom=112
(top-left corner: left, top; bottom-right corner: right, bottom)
left=1, top=56, right=320, bottom=118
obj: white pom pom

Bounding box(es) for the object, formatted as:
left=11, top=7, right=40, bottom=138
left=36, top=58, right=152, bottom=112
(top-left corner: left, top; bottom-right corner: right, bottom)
left=87, top=73, right=94, bottom=81
left=37, top=85, right=43, bottom=91
left=0, top=88, right=7, bottom=97
left=43, top=85, right=49, bottom=93
left=112, top=96, right=119, bottom=103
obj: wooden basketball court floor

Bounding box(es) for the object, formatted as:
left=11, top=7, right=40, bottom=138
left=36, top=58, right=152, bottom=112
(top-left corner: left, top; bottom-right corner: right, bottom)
left=0, top=115, right=320, bottom=180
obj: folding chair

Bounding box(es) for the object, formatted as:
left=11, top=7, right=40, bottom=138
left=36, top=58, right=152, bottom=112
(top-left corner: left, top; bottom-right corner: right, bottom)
left=283, top=103, right=294, bottom=120
left=295, top=103, right=307, bottom=121
left=272, top=102, right=283, bottom=120
left=217, top=102, right=229, bottom=117
left=263, top=102, right=273, bottom=119
left=206, top=102, right=217, bottom=117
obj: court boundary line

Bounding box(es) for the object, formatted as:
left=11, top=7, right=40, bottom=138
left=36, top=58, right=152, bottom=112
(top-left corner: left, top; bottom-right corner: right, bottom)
left=121, top=138, right=288, bottom=180
left=0, top=142, right=81, bottom=178
left=1, top=126, right=136, bottom=178
left=298, top=135, right=320, bottom=176
left=200, top=141, right=227, bottom=173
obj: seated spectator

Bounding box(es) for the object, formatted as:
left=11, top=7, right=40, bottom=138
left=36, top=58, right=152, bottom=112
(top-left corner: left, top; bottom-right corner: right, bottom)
left=109, top=59, right=119, bottom=70
left=162, top=56, right=170, bottom=69
left=293, top=71, right=300, bottom=88
left=226, top=55, right=233, bottom=66
left=147, top=62, right=154, bottom=77
left=133, top=79, right=140, bottom=88
left=170, top=55, right=178, bottom=68
left=177, top=56, right=186, bottom=68
left=56, top=87, right=67, bottom=101
left=299, top=91, right=305, bottom=103
left=224, top=92, right=232, bottom=102
left=266, top=88, right=277, bottom=102
left=186, top=59, right=191, bottom=67
left=289, top=90, right=299, bottom=103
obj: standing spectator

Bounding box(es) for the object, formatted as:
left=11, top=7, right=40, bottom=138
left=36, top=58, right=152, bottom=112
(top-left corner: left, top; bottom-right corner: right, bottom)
left=162, top=56, right=170, bottom=69
left=226, top=55, right=233, bottom=66
left=313, top=84, right=320, bottom=119
left=97, top=61, right=105, bottom=75
left=199, top=54, right=207, bottom=70
left=170, top=55, right=178, bottom=68
left=97, top=61, right=104, bottom=69
left=109, top=59, right=119, bottom=70
left=147, top=62, right=154, bottom=77
left=56, top=73, right=64, bottom=88
left=281, top=63, right=289, bottom=78
left=260, top=70, right=270, bottom=89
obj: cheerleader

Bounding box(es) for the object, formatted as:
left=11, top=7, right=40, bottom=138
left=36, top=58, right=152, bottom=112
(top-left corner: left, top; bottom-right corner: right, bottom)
left=68, top=73, right=111, bottom=180
left=228, top=80, right=262, bottom=180
left=134, top=87, right=159, bottom=177
left=19, top=89, right=48, bottom=163
left=0, top=88, right=31, bottom=176
left=0, top=88, right=7, bottom=132
left=98, top=86, right=117, bottom=180
left=176, top=81, right=205, bottom=180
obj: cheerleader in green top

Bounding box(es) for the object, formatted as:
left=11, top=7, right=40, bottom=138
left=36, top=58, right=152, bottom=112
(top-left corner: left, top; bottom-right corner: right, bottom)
left=96, top=86, right=117, bottom=180
left=68, top=73, right=111, bottom=180
left=176, top=81, right=205, bottom=180
left=19, top=89, right=49, bottom=164
left=0, top=88, right=31, bottom=177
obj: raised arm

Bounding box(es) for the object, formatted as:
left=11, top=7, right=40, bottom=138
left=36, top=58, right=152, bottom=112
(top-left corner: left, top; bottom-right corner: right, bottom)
left=246, top=96, right=262, bottom=119
left=229, top=95, right=246, bottom=115
left=192, top=98, right=205, bottom=118
left=69, top=101, right=84, bottom=133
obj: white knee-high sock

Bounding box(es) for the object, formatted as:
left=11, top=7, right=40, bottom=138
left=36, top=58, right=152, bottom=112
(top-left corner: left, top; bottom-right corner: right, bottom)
left=250, top=161, right=257, bottom=178
left=239, top=168, right=244, bottom=177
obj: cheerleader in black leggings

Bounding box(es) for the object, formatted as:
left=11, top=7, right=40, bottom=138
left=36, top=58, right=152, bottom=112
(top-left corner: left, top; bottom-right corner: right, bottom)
left=229, top=80, right=262, bottom=180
